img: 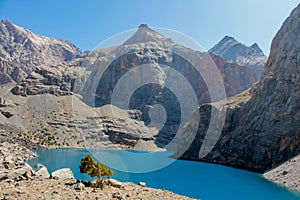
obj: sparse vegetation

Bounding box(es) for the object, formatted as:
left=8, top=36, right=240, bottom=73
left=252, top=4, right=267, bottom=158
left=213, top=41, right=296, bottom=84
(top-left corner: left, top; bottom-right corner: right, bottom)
left=79, top=154, right=114, bottom=188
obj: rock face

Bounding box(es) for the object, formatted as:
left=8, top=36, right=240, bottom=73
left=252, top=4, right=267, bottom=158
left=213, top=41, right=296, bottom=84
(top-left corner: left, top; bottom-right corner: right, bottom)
left=0, top=21, right=259, bottom=150
left=0, top=19, right=81, bottom=84
left=179, top=4, right=300, bottom=172
left=209, top=36, right=267, bottom=76
left=71, top=25, right=258, bottom=146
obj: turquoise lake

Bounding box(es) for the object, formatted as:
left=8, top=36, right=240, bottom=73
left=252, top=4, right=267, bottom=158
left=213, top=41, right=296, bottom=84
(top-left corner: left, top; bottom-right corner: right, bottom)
left=28, top=148, right=300, bottom=200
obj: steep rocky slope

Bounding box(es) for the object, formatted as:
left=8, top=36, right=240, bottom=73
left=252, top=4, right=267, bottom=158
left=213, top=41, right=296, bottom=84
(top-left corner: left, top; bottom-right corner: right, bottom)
left=264, top=155, right=300, bottom=192
left=3, top=24, right=260, bottom=149
left=0, top=19, right=81, bottom=84
left=70, top=25, right=258, bottom=146
left=179, top=4, right=300, bottom=172
left=209, top=36, right=267, bottom=76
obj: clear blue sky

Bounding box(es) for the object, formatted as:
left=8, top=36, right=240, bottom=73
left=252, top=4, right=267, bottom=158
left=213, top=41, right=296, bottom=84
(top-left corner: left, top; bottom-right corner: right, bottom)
left=0, top=0, right=299, bottom=54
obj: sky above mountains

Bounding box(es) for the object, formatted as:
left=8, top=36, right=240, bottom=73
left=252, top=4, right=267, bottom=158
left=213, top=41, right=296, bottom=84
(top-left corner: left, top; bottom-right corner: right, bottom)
left=0, top=0, right=298, bottom=54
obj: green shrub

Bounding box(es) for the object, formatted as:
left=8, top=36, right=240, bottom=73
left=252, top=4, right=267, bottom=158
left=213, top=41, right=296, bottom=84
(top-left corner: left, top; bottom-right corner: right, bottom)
left=79, top=154, right=114, bottom=188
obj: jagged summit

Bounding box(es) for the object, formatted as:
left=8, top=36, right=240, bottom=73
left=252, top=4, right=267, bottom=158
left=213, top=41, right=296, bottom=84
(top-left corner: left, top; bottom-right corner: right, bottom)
left=250, top=43, right=263, bottom=53
left=1, top=19, right=12, bottom=24
left=209, top=35, right=239, bottom=55
left=138, top=24, right=149, bottom=28
left=209, top=35, right=267, bottom=76
left=0, top=19, right=81, bottom=83
left=123, top=24, right=172, bottom=45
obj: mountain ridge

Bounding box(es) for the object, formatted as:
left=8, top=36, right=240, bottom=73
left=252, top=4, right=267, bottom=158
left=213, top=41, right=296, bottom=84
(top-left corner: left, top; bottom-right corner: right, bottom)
left=179, top=3, right=300, bottom=172
left=209, top=35, right=267, bottom=76
left=0, top=19, right=81, bottom=84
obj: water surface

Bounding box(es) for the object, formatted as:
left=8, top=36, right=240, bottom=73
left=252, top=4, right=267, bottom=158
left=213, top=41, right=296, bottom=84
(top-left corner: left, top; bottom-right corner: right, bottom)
left=28, top=148, right=300, bottom=200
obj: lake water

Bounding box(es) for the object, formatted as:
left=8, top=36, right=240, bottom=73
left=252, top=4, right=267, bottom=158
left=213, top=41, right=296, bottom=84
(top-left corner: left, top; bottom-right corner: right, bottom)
left=28, top=148, right=300, bottom=200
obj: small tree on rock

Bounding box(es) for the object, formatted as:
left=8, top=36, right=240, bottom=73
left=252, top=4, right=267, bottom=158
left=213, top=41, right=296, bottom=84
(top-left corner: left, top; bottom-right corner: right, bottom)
left=79, top=154, right=114, bottom=188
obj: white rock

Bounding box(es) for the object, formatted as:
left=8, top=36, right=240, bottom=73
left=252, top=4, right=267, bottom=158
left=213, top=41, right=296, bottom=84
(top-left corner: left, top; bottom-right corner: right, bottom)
left=36, top=166, right=50, bottom=178
left=51, top=168, right=75, bottom=181
left=72, top=182, right=85, bottom=190
left=138, top=182, right=146, bottom=187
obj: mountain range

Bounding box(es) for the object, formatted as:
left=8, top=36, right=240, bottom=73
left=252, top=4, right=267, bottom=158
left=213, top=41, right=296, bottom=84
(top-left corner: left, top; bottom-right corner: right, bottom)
left=0, top=3, right=299, bottom=177
left=0, top=20, right=262, bottom=150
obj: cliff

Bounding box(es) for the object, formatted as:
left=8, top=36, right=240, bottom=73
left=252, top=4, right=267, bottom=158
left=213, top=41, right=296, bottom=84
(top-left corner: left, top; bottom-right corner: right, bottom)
left=179, top=4, right=300, bottom=172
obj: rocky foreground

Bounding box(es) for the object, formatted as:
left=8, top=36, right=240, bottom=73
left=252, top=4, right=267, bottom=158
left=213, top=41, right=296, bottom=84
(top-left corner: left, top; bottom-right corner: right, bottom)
left=0, top=142, right=195, bottom=200
left=0, top=179, right=194, bottom=200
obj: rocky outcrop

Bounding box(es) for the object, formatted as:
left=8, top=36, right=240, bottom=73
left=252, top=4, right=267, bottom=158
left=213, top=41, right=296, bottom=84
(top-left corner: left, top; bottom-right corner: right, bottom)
left=209, top=35, right=267, bottom=76
left=179, top=4, right=300, bottom=172
left=71, top=25, right=258, bottom=146
left=0, top=142, right=36, bottom=181
left=0, top=19, right=81, bottom=84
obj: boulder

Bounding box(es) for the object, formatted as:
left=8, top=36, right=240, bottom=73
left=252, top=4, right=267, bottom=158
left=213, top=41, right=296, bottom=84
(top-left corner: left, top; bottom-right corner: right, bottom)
left=35, top=166, right=50, bottom=179
left=35, top=163, right=44, bottom=169
left=50, top=168, right=75, bottom=182
left=72, top=182, right=85, bottom=190
left=2, top=163, right=35, bottom=181
left=106, top=178, right=124, bottom=189
left=138, top=182, right=146, bottom=187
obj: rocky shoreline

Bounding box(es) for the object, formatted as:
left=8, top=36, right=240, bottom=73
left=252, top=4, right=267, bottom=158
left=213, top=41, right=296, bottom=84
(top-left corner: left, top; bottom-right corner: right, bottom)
left=264, top=155, right=300, bottom=193
left=0, top=141, right=195, bottom=200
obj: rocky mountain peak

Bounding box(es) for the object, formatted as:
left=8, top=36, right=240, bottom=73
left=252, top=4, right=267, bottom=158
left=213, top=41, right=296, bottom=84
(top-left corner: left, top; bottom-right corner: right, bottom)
left=0, top=19, right=81, bottom=83
left=123, top=24, right=172, bottom=45
left=1, top=19, right=13, bottom=26
left=138, top=24, right=149, bottom=28
left=250, top=43, right=263, bottom=53
left=209, top=35, right=267, bottom=76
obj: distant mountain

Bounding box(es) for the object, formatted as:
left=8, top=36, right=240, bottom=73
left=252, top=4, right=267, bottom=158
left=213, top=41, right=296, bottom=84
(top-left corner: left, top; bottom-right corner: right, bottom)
left=179, top=4, right=300, bottom=172
left=0, top=19, right=81, bottom=84
left=209, top=36, right=267, bottom=76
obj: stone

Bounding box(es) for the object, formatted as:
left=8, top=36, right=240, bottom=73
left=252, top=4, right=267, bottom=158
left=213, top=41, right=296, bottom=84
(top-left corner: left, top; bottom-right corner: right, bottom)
left=138, top=182, right=146, bottom=187
left=35, top=166, right=50, bottom=179
left=35, top=163, right=44, bottom=169
left=3, top=162, right=15, bottom=170
left=112, top=192, right=122, bottom=199
left=72, top=183, right=85, bottom=190
left=50, top=168, right=75, bottom=182
left=106, top=178, right=124, bottom=189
